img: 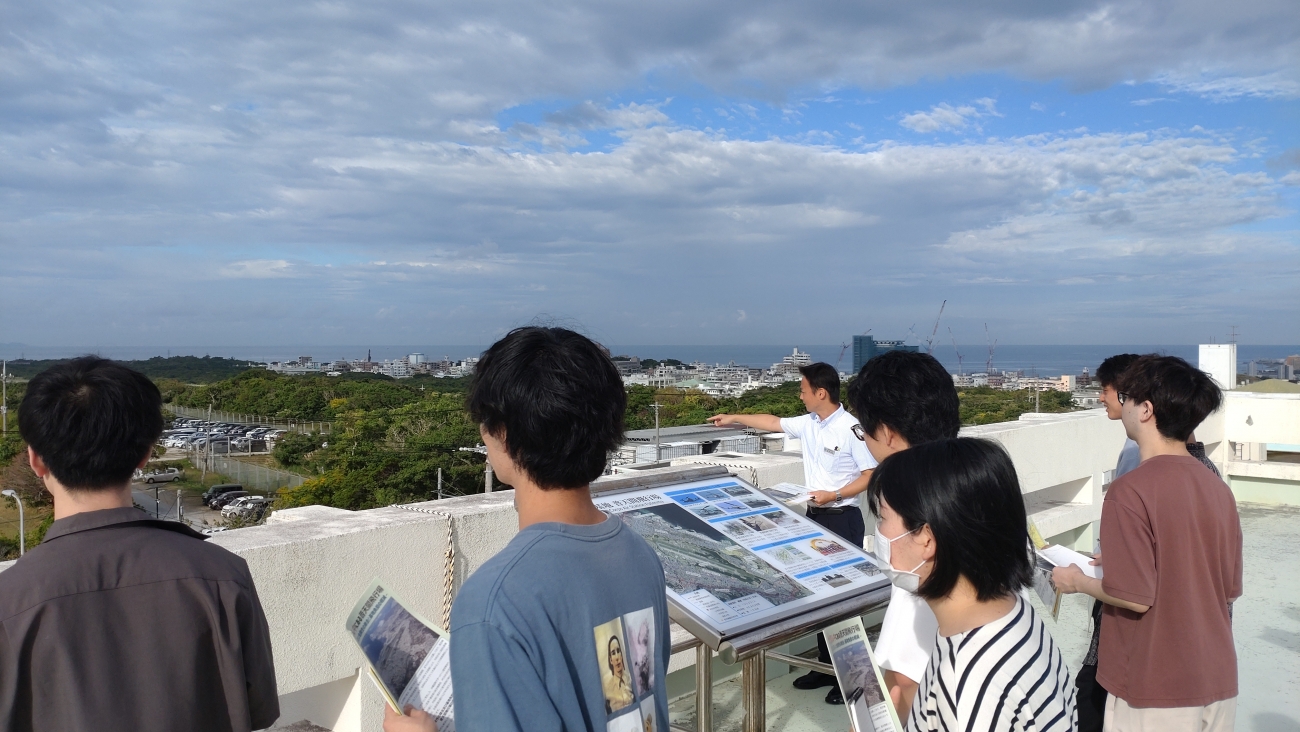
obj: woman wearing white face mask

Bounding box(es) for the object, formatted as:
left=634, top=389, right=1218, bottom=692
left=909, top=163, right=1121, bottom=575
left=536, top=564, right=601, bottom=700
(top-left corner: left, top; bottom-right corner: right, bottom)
left=866, top=438, right=1076, bottom=732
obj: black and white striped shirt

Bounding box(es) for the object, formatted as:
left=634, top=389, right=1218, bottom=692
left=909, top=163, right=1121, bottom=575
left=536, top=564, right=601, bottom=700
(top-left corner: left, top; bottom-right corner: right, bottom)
left=906, top=597, right=1075, bottom=732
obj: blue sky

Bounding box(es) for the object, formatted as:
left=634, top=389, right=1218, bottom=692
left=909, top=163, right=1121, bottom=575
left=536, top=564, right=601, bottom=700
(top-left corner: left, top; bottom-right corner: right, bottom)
left=1, top=0, right=1297, bottom=348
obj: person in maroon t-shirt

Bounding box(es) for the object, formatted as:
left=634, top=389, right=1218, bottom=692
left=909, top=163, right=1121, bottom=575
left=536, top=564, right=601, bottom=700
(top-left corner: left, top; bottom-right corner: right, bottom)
left=1054, top=355, right=1242, bottom=731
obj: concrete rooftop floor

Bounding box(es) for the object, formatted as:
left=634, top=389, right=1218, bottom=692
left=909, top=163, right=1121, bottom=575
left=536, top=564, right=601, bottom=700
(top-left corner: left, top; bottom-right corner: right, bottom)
left=669, top=502, right=1300, bottom=732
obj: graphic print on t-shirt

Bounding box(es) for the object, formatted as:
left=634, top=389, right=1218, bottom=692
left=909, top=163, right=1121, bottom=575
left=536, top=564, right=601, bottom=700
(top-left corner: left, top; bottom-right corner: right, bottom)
left=593, top=617, right=635, bottom=714
left=595, top=606, right=661, bottom=731
left=623, top=607, right=656, bottom=698
left=639, top=696, right=657, bottom=732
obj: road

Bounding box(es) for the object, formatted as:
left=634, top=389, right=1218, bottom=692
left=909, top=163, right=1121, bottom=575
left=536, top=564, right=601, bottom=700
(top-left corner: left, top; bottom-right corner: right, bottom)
left=130, top=483, right=223, bottom=529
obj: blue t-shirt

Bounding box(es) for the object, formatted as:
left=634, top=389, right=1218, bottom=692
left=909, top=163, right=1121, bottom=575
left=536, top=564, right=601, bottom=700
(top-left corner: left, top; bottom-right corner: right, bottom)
left=450, top=515, right=671, bottom=732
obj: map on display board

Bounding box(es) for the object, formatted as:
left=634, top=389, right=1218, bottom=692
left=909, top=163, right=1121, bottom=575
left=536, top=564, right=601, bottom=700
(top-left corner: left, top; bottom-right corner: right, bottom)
left=593, top=475, right=889, bottom=639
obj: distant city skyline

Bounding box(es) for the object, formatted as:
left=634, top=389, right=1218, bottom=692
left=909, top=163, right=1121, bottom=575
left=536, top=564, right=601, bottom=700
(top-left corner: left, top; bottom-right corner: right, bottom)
left=3, top=343, right=1296, bottom=380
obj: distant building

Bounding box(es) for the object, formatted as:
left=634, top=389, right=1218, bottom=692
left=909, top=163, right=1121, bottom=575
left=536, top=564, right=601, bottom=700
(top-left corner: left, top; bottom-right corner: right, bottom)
left=852, top=335, right=919, bottom=373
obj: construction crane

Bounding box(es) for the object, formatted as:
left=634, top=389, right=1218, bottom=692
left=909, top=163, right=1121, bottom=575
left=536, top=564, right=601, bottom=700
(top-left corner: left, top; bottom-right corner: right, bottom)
left=985, top=323, right=998, bottom=374
left=836, top=342, right=850, bottom=368
left=925, top=300, right=947, bottom=355
left=949, top=327, right=964, bottom=375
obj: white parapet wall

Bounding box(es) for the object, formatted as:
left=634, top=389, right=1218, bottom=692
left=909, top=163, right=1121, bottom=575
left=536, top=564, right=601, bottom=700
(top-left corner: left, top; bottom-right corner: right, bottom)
left=962, top=409, right=1127, bottom=549
left=1222, top=392, right=1300, bottom=505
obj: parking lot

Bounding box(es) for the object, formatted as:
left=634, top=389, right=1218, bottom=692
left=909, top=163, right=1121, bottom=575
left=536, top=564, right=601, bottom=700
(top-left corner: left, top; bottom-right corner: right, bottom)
left=161, top=418, right=289, bottom=455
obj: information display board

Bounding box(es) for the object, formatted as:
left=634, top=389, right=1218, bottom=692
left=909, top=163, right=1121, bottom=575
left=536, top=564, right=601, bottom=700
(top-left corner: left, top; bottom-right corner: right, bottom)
left=593, top=474, right=889, bottom=641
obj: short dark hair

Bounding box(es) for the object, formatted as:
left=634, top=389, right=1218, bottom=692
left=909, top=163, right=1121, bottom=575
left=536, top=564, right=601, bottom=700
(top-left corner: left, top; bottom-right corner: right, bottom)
left=867, top=438, right=1031, bottom=601
left=1116, top=355, right=1222, bottom=442
left=798, top=362, right=840, bottom=404
left=1096, top=353, right=1142, bottom=388
left=847, top=351, right=960, bottom=446
left=466, top=327, right=626, bottom=490
left=18, top=356, right=163, bottom=490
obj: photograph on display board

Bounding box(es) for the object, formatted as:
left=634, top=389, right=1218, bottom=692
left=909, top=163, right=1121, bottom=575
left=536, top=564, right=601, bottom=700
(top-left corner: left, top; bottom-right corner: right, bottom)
left=738, top=514, right=779, bottom=533
left=696, top=489, right=729, bottom=501
left=762, top=510, right=800, bottom=529
left=723, top=485, right=752, bottom=497
left=617, top=503, right=812, bottom=607
left=689, top=504, right=725, bottom=518
left=851, top=561, right=883, bottom=577
left=810, top=538, right=849, bottom=556
left=719, top=519, right=754, bottom=538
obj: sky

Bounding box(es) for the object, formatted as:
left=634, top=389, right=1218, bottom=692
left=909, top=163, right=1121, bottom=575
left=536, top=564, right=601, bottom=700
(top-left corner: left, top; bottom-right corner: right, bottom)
left=1, top=0, right=1297, bottom=348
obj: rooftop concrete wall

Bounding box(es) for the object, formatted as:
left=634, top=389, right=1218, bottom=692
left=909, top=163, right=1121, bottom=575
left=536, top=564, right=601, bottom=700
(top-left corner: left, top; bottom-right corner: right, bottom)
left=1225, top=392, right=1300, bottom=445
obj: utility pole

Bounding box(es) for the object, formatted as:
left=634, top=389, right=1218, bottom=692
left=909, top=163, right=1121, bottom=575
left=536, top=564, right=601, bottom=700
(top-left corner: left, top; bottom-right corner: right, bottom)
left=2, top=360, right=7, bottom=433
left=155, top=482, right=161, bottom=517
left=176, top=489, right=183, bottom=521
left=1, top=490, right=22, bottom=555
left=651, top=402, right=663, bottom=461
left=437, top=468, right=443, bottom=500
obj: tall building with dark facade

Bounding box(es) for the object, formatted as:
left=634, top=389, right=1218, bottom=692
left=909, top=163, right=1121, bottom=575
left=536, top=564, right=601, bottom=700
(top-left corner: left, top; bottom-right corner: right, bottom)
left=852, top=335, right=920, bottom=373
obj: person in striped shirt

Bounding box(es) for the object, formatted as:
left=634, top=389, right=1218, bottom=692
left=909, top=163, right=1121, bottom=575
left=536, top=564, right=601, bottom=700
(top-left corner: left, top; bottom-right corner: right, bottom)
left=866, top=438, right=1076, bottom=732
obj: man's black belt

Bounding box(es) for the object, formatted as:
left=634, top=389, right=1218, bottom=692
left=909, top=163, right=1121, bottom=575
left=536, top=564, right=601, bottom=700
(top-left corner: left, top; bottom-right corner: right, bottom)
left=806, top=505, right=846, bottom=515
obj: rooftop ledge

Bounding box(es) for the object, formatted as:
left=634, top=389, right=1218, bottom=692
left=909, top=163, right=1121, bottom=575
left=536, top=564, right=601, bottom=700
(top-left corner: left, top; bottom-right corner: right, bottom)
left=2, top=400, right=1298, bottom=731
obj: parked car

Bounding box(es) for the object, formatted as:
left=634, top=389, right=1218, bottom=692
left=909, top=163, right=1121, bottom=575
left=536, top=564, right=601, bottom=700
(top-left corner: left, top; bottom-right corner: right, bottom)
left=136, top=467, right=182, bottom=484
left=222, top=495, right=270, bottom=519
left=202, top=483, right=243, bottom=504
left=209, top=491, right=249, bottom=509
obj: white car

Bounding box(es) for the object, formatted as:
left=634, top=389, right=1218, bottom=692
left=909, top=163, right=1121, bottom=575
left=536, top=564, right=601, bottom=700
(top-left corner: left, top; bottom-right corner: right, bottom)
left=221, top=495, right=271, bottom=519
left=136, top=467, right=183, bottom=484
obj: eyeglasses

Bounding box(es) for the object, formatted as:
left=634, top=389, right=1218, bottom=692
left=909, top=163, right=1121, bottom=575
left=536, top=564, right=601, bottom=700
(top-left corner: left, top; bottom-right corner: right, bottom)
left=851, top=424, right=866, bottom=441
left=1117, top=392, right=1129, bottom=405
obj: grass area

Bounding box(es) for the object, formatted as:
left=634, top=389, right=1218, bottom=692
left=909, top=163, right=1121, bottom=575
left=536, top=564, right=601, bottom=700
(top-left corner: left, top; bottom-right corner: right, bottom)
left=0, top=498, right=51, bottom=542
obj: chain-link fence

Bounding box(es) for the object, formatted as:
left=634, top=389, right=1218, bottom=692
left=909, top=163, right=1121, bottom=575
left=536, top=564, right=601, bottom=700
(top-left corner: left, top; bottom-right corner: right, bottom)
left=168, top=404, right=333, bottom=434
left=203, top=455, right=306, bottom=492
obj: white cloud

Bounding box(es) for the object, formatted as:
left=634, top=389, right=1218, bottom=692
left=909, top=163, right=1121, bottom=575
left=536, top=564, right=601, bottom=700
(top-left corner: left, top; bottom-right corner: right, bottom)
left=900, top=99, right=999, bottom=133
left=218, top=260, right=296, bottom=279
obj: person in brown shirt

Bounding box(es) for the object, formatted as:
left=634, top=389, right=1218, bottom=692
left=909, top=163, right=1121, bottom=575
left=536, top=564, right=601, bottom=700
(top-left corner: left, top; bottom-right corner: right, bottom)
left=0, top=357, right=279, bottom=732
left=1055, top=355, right=1241, bottom=731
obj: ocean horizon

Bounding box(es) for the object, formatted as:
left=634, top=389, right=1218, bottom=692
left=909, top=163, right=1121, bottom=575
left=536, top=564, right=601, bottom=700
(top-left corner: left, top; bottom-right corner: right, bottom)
left=2, top=343, right=1296, bottom=378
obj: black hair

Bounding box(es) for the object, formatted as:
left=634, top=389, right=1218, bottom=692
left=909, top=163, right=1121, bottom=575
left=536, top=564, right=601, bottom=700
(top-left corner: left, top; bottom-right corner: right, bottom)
left=1095, top=353, right=1142, bottom=388
left=1116, top=355, right=1222, bottom=442
left=18, top=356, right=163, bottom=490
left=847, top=351, right=959, bottom=446
left=798, top=362, right=840, bottom=405
left=466, top=327, right=626, bottom=489
left=866, top=438, right=1031, bottom=601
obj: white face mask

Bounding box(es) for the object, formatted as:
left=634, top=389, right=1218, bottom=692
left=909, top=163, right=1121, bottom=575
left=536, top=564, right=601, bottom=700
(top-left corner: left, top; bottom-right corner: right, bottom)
left=875, top=525, right=928, bottom=593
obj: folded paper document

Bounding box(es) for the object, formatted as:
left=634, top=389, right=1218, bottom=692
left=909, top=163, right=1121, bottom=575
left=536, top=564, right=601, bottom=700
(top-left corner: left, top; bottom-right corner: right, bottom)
left=346, top=579, right=455, bottom=730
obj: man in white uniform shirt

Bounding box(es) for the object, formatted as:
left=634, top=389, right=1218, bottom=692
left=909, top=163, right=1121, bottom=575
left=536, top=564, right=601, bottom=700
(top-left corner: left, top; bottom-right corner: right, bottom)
left=709, top=362, right=876, bottom=704
left=844, top=350, right=960, bottom=721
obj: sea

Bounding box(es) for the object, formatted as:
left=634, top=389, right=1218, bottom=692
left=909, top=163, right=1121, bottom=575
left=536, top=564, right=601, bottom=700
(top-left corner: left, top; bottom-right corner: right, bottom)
left=2, top=343, right=1297, bottom=378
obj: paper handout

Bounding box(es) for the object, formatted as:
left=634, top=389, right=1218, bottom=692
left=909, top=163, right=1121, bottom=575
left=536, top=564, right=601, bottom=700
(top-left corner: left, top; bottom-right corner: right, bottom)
left=345, top=579, right=456, bottom=731
left=763, top=482, right=813, bottom=505
left=824, top=616, right=902, bottom=732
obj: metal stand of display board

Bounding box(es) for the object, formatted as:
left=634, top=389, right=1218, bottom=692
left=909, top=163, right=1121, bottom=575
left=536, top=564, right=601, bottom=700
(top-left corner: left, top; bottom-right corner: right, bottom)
left=592, top=465, right=894, bottom=732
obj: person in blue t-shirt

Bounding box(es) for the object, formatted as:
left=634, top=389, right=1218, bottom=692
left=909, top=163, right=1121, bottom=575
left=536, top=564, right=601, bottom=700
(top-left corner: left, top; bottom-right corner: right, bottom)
left=383, top=326, right=671, bottom=732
